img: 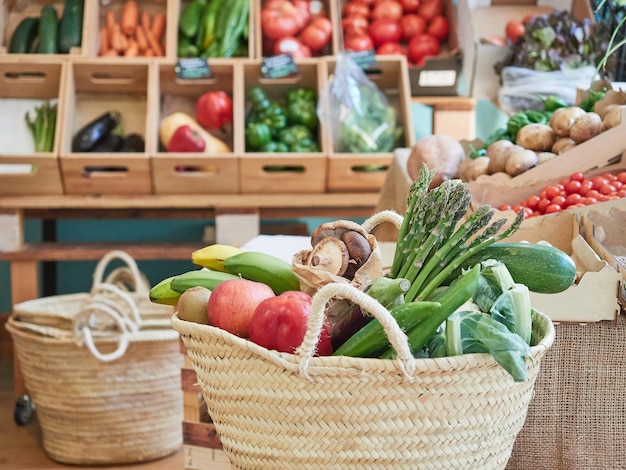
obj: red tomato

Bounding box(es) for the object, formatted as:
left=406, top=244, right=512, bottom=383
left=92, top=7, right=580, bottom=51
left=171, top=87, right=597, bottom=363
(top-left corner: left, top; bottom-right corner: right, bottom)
left=292, top=0, right=312, bottom=28
left=195, top=91, right=233, bottom=130
left=511, top=204, right=523, bottom=214
left=344, top=33, right=375, bottom=51
left=273, top=36, right=312, bottom=59
left=407, top=32, right=439, bottom=65
left=427, top=15, right=449, bottom=41
left=522, top=14, right=535, bottom=24
left=505, top=20, right=525, bottom=44
left=537, top=198, right=551, bottom=213
left=368, top=18, right=402, bottom=46
left=299, top=16, right=332, bottom=51
left=591, top=176, right=610, bottom=190
left=617, top=189, right=626, bottom=198
left=417, top=0, right=443, bottom=22
left=601, top=171, right=617, bottom=181
left=551, top=195, right=566, bottom=207
left=262, top=1, right=303, bottom=40
left=581, top=197, right=598, bottom=205
left=578, top=180, right=593, bottom=195
left=614, top=181, right=623, bottom=190
left=545, top=185, right=561, bottom=200
left=342, top=0, right=371, bottom=18
left=498, top=204, right=512, bottom=211
left=545, top=204, right=562, bottom=214
left=617, top=172, right=626, bottom=184
left=564, top=180, right=582, bottom=195
left=523, top=195, right=539, bottom=211
left=600, top=183, right=617, bottom=195
left=399, top=0, right=420, bottom=13
left=400, top=14, right=426, bottom=41
left=569, top=172, right=585, bottom=182
left=586, top=189, right=601, bottom=200
left=371, top=0, right=404, bottom=20
left=565, top=193, right=582, bottom=207
left=342, top=15, right=369, bottom=37
left=376, top=41, right=406, bottom=55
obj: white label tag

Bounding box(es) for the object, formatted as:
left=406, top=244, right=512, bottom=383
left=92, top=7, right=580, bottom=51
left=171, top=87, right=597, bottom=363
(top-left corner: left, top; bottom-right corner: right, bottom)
left=418, top=70, right=457, bottom=87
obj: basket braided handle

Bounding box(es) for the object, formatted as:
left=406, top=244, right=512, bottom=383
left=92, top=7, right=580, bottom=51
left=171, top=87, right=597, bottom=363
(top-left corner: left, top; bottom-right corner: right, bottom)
left=73, top=300, right=131, bottom=362
left=93, top=250, right=147, bottom=297
left=297, top=282, right=416, bottom=382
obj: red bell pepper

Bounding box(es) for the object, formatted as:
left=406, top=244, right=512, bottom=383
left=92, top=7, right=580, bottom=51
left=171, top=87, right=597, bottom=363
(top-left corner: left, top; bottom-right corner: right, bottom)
left=166, top=125, right=206, bottom=153
left=195, top=91, right=233, bottom=131
left=249, top=291, right=333, bottom=356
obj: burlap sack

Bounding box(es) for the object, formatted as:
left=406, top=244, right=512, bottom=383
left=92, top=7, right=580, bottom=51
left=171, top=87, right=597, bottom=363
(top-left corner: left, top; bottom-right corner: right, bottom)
left=507, top=316, right=626, bottom=470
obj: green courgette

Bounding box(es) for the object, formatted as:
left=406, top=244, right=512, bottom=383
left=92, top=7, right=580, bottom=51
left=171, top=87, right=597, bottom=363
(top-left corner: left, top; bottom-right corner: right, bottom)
left=58, top=0, right=84, bottom=54
left=9, top=17, right=39, bottom=53
left=446, top=242, right=577, bottom=294
left=37, top=5, right=59, bottom=54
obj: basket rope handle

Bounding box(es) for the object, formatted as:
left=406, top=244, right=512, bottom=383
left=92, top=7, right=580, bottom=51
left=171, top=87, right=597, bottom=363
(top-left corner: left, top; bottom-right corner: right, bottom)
left=361, top=210, right=403, bottom=234
left=297, top=282, right=416, bottom=382
left=73, top=300, right=131, bottom=362
left=92, top=250, right=147, bottom=297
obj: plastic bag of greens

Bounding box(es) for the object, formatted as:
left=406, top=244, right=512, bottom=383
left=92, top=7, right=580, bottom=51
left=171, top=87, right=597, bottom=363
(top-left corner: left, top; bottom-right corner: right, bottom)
left=317, top=53, right=402, bottom=153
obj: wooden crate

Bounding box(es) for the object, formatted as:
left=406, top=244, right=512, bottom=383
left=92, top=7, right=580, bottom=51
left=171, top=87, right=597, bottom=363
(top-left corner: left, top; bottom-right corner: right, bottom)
left=59, top=59, right=152, bottom=195
left=255, top=0, right=339, bottom=58
left=0, top=59, right=65, bottom=195
left=0, top=0, right=88, bottom=57
left=83, top=0, right=174, bottom=59
left=150, top=59, right=241, bottom=194
left=179, top=341, right=232, bottom=470
left=324, top=55, right=415, bottom=193
left=238, top=58, right=328, bottom=194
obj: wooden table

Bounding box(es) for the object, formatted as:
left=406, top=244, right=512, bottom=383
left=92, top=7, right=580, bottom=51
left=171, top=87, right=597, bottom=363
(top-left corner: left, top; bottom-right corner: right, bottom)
left=0, top=192, right=379, bottom=407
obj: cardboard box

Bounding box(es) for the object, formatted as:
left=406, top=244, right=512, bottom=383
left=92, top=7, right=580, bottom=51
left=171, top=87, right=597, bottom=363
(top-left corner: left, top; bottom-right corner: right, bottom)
left=1, top=0, right=88, bottom=57
left=150, top=60, right=241, bottom=194
left=59, top=60, right=152, bottom=195
left=256, top=0, right=339, bottom=58
left=502, top=210, right=622, bottom=323
left=238, top=58, right=328, bottom=194
left=83, top=0, right=174, bottom=59
left=324, top=55, right=415, bottom=192
left=0, top=59, right=65, bottom=195
left=457, top=0, right=593, bottom=100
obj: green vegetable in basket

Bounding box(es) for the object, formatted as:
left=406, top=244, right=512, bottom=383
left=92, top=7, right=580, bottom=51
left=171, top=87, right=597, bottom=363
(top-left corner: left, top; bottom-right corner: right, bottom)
left=25, top=100, right=57, bottom=153
left=244, top=122, right=272, bottom=150
left=278, top=125, right=317, bottom=152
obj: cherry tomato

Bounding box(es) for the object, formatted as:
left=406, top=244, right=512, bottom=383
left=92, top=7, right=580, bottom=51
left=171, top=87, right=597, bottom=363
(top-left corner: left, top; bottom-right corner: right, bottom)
left=371, top=0, right=404, bottom=20
left=537, top=198, right=551, bottom=213
left=581, top=197, right=597, bottom=205
left=578, top=181, right=593, bottom=196
left=545, top=185, right=561, bottom=200
left=565, top=193, right=582, bottom=207
left=344, top=33, right=375, bottom=51
left=591, top=176, right=610, bottom=190
left=569, top=172, right=585, bottom=182
left=505, top=20, right=525, bottom=44
left=511, top=204, right=523, bottom=213
left=564, top=180, right=582, bottom=195
left=585, top=189, right=601, bottom=200
left=551, top=195, right=566, bottom=207
left=407, top=32, right=440, bottom=65
left=600, top=183, right=617, bottom=195
left=498, top=203, right=512, bottom=211
left=400, top=13, right=427, bottom=41
left=417, top=0, right=443, bottom=22
left=525, top=195, right=541, bottom=211
left=617, top=172, right=626, bottom=184
left=613, top=181, right=623, bottom=190
left=617, top=189, right=626, bottom=198
left=601, top=172, right=617, bottom=182
left=368, top=18, right=402, bottom=46
left=545, top=204, right=562, bottom=214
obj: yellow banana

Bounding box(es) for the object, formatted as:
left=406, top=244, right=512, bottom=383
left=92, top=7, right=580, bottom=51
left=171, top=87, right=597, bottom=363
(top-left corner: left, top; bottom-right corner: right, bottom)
left=223, top=251, right=300, bottom=295
left=149, top=275, right=182, bottom=306
left=170, top=269, right=240, bottom=294
left=192, top=244, right=244, bottom=271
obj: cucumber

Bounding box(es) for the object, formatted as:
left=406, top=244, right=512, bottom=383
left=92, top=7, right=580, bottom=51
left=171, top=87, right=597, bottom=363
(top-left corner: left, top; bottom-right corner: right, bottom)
left=37, top=5, right=59, bottom=54
left=9, top=17, right=39, bottom=53
left=58, top=0, right=84, bottom=54
left=448, top=242, right=577, bottom=294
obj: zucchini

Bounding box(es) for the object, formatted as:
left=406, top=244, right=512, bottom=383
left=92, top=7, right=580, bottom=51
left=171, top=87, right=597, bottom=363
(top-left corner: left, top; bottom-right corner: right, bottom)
left=9, top=17, right=39, bottom=53
left=37, top=5, right=59, bottom=54
left=58, top=0, right=84, bottom=54
left=447, top=242, right=576, bottom=294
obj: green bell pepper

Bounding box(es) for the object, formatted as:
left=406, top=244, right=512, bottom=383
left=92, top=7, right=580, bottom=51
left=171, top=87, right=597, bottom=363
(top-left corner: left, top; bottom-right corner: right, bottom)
left=259, top=141, right=289, bottom=152
left=245, top=122, right=272, bottom=150
left=278, top=125, right=313, bottom=147
left=285, top=87, right=317, bottom=105
left=286, top=100, right=318, bottom=130
left=259, top=102, right=287, bottom=136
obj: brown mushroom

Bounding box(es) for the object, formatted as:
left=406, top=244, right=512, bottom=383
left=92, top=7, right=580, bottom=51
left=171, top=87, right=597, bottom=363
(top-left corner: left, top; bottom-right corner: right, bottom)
left=310, top=220, right=368, bottom=247
left=341, top=230, right=373, bottom=280
left=306, top=237, right=350, bottom=276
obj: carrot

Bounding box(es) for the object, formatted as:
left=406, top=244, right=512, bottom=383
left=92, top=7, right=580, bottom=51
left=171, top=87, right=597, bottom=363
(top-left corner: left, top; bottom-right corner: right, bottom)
left=105, top=10, right=116, bottom=29
left=102, top=49, right=119, bottom=57
left=121, top=0, right=139, bottom=36
left=144, top=48, right=155, bottom=57
left=141, top=10, right=151, bottom=29
left=124, top=39, right=139, bottom=57
left=151, top=12, right=166, bottom=42
left=99, top=26, right=110, bottom=56
left=111, top=24, right=126, bottom=53
left=143, top=25, right=163, bottom=56
left=135, top=23, right=148, bottom=52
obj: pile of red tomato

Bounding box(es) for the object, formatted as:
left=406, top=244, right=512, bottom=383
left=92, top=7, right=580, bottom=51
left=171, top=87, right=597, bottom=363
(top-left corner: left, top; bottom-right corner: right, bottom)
left=261, top=0, right=333, bottom=58
left=500, top=171, right=626, bottom=217
left=340, top=0, right=449, bottom=66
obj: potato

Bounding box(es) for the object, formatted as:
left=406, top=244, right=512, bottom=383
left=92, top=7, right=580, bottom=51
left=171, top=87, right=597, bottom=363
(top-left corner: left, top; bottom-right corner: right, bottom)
left=551, top=137, right=576, bottom=154
left=407, top=134, right=465, bottom=187
left=505, top=149, right=538, bottom=176
left=602, top=105, right=624, bottom=130
left=485, top=139, right=514, bottom=174
left=569, top=112, right=603, bottom=144
left=536, top=152, right=557, bottom=164
left=549, top=106, right=585, bottom=137
left=515, top=123, right=555, bottom=152
left=459, top=156, right=490, bottom=181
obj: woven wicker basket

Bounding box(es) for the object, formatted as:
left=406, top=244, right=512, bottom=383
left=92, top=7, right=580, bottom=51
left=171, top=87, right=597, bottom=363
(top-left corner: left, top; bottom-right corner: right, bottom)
left=173, top=282, right=555, bottom=470
left=6, top=251, right=183, bottom=465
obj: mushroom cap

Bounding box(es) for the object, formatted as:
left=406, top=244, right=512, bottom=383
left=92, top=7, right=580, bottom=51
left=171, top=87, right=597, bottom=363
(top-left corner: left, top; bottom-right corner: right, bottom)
left=305, top=237, right=350, bottom=276
left=310, top=220, right=368, bottom=247
left=341, top=231, right=373, bottom=280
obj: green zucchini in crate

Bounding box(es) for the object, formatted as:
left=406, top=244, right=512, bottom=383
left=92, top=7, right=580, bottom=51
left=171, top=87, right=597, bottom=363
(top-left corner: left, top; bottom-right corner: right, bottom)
left=446, top=242, right=577, bottom=294
left=9, top=17, right=39, bottom=53
left=58, top=0, right=84, bottom=53
left=37, top=5, right=60, bottom=54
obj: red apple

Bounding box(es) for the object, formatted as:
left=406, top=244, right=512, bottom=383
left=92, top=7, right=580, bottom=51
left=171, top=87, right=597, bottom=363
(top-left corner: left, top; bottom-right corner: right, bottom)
left=207, top=279, right=275, bottom=338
